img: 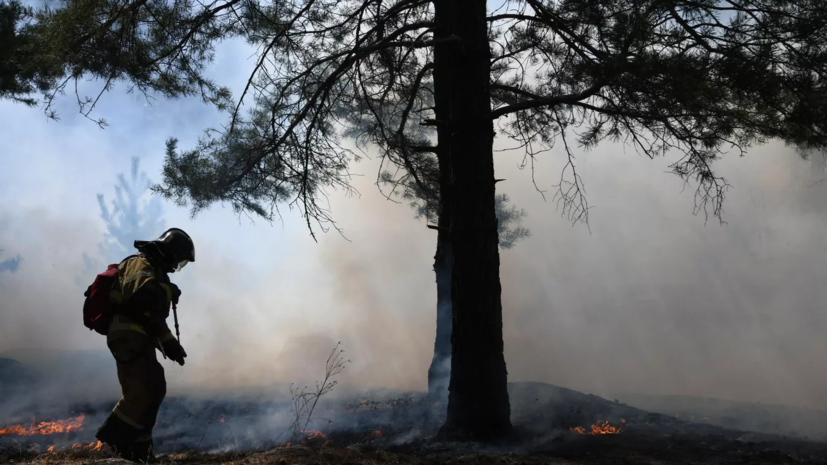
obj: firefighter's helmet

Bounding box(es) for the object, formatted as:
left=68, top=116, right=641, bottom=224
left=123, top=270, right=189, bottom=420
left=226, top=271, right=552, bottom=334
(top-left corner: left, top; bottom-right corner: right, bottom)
left=135, top=228, right=195, bottom=272
left=157, top=228, right=195, bottom=272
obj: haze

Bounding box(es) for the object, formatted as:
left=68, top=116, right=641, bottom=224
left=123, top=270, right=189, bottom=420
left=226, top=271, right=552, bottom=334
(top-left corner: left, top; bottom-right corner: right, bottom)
left=1, top=38, right=826, bottom=412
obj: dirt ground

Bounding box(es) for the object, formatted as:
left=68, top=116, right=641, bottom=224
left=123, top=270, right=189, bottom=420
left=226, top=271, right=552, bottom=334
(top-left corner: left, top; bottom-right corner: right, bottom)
left=5, top=432, right=827, bottom=465
left=5, top=383, right=827, bottom=465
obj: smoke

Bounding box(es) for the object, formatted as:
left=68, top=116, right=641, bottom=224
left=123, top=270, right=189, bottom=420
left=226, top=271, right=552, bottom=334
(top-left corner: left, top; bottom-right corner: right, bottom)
left=0, top=207, right=101, bottom=352
left=3, top=138, right=827, bottom=415
left=163, top=136, right=827, bottom=414
left=173, top=178, right=437, bottom=393
left=2, top=50, right=827, bottom=420
left=496, top=140, right=827, bottom=410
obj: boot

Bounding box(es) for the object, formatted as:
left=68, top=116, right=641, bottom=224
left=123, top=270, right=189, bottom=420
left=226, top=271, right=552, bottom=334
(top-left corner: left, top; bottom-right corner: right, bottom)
left=115, top=441, right=158, bottom=464
left=131, top=441, right=157, bottom=464
left=96, top=413, right=141, bottom=450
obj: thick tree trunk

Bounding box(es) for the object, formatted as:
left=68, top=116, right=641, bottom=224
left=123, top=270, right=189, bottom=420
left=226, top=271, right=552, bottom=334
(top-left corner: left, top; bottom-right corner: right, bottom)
left=427, top=239, right=452, bottom=400
left=427, top=1, right=454, bottom=403
left=437, top=0, right=512, bottom=440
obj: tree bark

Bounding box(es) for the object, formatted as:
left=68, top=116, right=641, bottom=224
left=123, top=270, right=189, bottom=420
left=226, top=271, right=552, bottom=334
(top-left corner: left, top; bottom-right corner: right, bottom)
left=427, top=239, right=452, bottom=400
left=426, top=0, right=454, bottom=402
left=437, top=0, right=512, bottom=440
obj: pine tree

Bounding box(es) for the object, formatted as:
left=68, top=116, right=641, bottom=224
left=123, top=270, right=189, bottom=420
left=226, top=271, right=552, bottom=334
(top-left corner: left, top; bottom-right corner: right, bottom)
left=5, top=0, right=827, bottom=440
left=0, top=247, right=21, bottom=274
left=93, top=157, right=164, bottom=264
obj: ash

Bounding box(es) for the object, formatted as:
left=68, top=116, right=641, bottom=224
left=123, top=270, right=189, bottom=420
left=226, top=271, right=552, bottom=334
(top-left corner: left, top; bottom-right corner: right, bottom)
left=3, top=382, right=827, bottom=464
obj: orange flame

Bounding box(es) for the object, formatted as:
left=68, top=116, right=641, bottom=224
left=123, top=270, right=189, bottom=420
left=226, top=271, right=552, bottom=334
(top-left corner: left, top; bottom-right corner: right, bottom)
left=570, top=420, right=623, bottom=435
left=0, top=425, right=28, bottom=436
left=84, top=440, right=107, bottom=451
left=302, top=430, right=327, bottom=440
left=68, top=441, right=108, bottom=452
left=0, top=415, right=86, bottom=436
left=302, top=429, right=327, bottom=439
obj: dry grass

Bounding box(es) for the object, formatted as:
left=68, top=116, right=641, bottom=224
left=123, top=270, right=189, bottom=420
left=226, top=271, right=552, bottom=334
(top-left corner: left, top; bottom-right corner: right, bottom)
left=6, top=433, right=827, bottom=465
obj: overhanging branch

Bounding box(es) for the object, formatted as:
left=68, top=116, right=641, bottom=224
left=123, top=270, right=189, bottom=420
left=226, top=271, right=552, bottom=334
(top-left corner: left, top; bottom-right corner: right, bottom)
left=491, top=82, right=604, bottom=119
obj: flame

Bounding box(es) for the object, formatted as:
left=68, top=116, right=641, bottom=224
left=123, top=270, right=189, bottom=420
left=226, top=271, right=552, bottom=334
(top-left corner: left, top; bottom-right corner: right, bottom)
left=68, top=441, right=108, bottom=452
left=0, top=415, right=86, bottom=436
left=302, top=429, right=327, bottom=440
left=219, top=415, right=225, bottom=423
left=370, top=430, right=383, bottom=437
left=46, top=446, right=55, bottom=452
left=84, top=440, right=107, bottom=451
left=0, top=425, right=28, bottom=436
left=570, top=420, right=623, bottom=435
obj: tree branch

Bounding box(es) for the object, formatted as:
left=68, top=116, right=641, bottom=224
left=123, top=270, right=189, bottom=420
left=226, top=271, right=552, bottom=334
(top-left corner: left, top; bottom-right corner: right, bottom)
left=491, top=82, right=604, bottom=119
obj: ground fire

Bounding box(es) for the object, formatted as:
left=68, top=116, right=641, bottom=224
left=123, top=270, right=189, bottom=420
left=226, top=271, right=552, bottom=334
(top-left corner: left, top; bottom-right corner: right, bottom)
left=302, top=430, right=327, bottom=440
left=0, top=415, right=85, bottom=436
left=73, top=441, right=107, bottom=451
left=4, top=384, right=827, bottom=465
left=44, top=441, right=108, bottom=454
left=569, top=420, right=623, bottom=435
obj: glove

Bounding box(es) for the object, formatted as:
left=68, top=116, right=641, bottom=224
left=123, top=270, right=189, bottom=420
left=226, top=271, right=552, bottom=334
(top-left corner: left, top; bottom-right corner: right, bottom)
left=163, top=339, right=187, bottom=366
left=168, top=283, right=182, bottom=305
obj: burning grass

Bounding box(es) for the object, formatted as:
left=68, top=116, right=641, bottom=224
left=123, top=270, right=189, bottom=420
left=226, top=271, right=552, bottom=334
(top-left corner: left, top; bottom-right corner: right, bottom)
left=568, top=419, right=623, bottom=435
left=0, top=415, right=85, bottom=436
left=4, top=382, right=827, bottom=464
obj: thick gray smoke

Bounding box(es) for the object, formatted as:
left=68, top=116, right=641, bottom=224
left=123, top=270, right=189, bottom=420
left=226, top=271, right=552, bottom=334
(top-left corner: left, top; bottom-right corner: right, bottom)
left=497, top=140, right=827, bottom=411
left=1, top=36, right=826, bottom=425
left=2, top=137, right=826, bottom=417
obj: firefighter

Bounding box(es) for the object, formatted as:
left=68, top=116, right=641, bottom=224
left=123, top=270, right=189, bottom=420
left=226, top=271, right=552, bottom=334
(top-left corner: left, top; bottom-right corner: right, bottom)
left=95, top=228, right=194, bottom=463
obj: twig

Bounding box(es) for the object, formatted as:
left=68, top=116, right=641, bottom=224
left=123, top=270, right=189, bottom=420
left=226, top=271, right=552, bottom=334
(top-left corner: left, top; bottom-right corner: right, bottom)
left=197, top=420, right=212, bottom=450
left=285, top=342, right=350, bottom=442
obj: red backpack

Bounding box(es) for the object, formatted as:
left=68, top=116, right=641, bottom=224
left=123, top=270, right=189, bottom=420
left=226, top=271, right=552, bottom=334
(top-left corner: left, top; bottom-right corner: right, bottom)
left=82, top=255, right=138, bottom=335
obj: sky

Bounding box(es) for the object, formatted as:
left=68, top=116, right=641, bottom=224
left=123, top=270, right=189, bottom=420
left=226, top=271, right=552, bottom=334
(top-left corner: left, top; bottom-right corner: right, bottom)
left=2, top=38, right=827, bottom=411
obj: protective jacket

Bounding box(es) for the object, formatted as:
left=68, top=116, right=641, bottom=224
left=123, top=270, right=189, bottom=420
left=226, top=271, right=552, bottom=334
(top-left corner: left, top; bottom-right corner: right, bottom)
left=109, top=254, right=177, bottom=343
left=95, top=251, right=179, bottom=462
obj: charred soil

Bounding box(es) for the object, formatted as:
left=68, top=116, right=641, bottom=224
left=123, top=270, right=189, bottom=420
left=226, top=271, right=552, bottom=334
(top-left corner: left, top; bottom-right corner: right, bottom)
left=4, top=434, right=827, bottom=465
left=3, top=383, right=827, bottom=464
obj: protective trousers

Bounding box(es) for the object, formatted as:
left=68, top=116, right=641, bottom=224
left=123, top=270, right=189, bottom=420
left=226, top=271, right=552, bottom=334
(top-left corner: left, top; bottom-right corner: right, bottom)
left=96, top=332, right=166, bottom=459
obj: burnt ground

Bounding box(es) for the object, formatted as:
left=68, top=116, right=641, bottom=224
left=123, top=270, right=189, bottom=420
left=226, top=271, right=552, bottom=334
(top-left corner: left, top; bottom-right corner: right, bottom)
left=3, top=382, right=827, bottom=464
left=5, top=433, right=827, bottom=465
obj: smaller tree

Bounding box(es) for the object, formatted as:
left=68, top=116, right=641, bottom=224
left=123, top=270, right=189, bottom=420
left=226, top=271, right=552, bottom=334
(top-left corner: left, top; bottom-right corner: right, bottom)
left=90, top=156, right=164, bottom=265
left=495, top=195, right=531, bottom=250
left=0, top=247, right=22, bottom=274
